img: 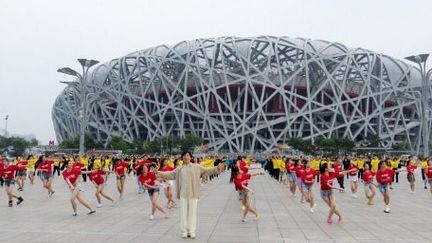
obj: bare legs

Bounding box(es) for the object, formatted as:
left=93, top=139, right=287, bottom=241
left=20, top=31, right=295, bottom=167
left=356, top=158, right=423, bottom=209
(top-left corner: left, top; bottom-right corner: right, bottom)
left=95, top=184, right=114, bottom=205
left=149, top=191, right=167, bottom=219
left=322, top=195, right=341, bottom=224
left=164, top=185, right=176, bottom=208
left=241, top=193, right=259, bottom=221
left=116, top=178, right=125, bottom=199
left=43, top=178, right=55, bottom=196
left=364, top=184, right=376, bottom=205
left=70, top=188, right=94, bottom=215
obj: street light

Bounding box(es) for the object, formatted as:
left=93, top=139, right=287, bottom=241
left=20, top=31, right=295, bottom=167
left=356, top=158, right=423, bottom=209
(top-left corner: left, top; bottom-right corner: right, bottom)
left=58, top=58, right=99, bottom=154
left=405, top=54, right=432, bottom=157
left=4, top=115, right=8, bottom=137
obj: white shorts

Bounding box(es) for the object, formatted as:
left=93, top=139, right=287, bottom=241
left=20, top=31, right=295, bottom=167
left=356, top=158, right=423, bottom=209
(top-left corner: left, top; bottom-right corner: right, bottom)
left=162, top=180, right=174, bottom=188
left=349, top=175, right=358, bottom=182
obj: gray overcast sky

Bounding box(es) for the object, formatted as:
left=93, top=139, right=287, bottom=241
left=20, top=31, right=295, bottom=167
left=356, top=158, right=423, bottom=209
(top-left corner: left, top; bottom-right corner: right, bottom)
left=0, top=0, right=431, bottom=144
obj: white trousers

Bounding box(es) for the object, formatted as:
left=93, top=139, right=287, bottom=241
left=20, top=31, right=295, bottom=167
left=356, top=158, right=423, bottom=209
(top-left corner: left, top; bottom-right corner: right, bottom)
left=180, top=197, right=198, bottom=235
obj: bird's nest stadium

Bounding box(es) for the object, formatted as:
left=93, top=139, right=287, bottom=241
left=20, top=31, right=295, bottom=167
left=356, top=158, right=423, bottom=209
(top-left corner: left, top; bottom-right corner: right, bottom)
left=52, top=36, right=432, bottom=153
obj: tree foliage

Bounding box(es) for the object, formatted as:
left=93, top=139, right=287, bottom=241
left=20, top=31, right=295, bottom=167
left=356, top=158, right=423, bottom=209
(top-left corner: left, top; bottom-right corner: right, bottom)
left=392, top=140, right=411, bottom=151
left=0, top=135, right=32, bottom=156
left=106, top=136, right=131, bottom=151
left=59, top=134, right=103, bottom=150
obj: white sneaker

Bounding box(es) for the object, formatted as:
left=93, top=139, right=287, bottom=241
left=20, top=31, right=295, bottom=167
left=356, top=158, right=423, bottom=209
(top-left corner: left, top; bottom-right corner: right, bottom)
left=97, top=203, right=102, bottom=208
left=241, top=206, right=246, bottom=211
left=352, top=194, right=358, bottom=199
left=410, top=191, right=416, bottom=194
left=149, top=215, right=154, bottom=221
left=163, top=213, right=169, bottom=219
left=293, top=193, right=297, bottom=198
left=384, top=205, right=391, bottom=213
left=310, top=208, right=314, bottom=213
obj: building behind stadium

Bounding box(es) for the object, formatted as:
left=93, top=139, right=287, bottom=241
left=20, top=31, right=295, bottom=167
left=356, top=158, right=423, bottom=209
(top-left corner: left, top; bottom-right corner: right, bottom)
left=52, top=36, right=432, bottom=153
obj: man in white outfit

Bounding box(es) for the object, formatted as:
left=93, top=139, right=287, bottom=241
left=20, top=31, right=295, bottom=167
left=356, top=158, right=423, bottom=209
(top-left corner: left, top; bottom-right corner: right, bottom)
left=157, top=151, right=225, bottom=239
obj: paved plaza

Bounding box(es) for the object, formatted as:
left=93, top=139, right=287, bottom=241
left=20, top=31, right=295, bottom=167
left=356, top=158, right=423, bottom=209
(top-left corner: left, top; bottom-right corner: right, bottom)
left=1, top=168, right=432, bottom=243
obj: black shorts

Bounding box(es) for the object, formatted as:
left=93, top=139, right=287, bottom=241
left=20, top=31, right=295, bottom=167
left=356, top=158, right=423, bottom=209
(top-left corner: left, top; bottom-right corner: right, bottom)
left=17, top=170, right=27, bottom=177
left=116, top=175, right=126, bottom=180
left=147, top=188, right=159, bottom=197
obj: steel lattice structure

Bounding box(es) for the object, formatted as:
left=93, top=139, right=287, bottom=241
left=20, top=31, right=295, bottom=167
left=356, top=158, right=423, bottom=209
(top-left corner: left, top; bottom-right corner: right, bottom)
left=52, top=36, right=431, bottom=153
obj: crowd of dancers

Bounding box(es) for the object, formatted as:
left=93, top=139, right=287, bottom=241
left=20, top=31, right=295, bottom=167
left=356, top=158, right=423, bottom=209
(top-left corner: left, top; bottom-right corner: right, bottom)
left=1, top=153, right=432, bottom=226
left=263, top=155, right=432, bottom=223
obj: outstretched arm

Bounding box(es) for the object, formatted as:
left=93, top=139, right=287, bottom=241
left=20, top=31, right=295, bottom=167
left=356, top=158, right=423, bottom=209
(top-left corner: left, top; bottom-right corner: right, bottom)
left=156, top=168, right=177, bottom=180
left=199, top=163, right=225, bottom=177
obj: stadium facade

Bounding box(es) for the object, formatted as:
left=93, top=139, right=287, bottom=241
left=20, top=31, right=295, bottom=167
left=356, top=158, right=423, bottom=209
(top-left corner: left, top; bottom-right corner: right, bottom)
left=52, top=36, right=431, bottom=153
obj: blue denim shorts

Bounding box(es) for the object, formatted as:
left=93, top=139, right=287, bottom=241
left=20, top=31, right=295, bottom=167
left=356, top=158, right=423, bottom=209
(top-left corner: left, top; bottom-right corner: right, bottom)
left=4, top=179, right=15, bottom=187
left=320, top=189, right=333, bottom=199
left=378, top=183, right=389, bottom=193
left=303, top=183, right=313, bottom=191
left=287, top=172, right=297, bottom=182
left=238, top=190, right=249, bottom=200
left=41, top=172, right=53, bottom=181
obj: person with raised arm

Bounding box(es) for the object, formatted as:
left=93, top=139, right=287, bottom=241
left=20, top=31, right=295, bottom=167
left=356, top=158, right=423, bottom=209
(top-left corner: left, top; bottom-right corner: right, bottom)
left=156, top=151, right=225, bottom=239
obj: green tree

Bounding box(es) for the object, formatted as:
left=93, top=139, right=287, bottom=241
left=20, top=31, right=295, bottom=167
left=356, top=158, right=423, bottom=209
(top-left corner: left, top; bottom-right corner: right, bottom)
left=365, top=134, right=381, bottom=147
left=392, top=141, right=410, bottom=151
left=29, top=138, right=39, bottom=147
left=59, top=134, right=103, bottom=150
left=287, top=137, right=313, bottom=154
left=336, top=138, right=356, bottom=153
left=10, top=137, right=30, bottom=156
left=59, top=137, right=79, bottom=149
left=106, top=136, right=131, bottom=151
left=143, top=140, right=160, bottom=154
left=315, top=137, right=338, bottom=155
left=178, top=134, right=203, bottom=152
left=132, top=138, right=146, bottom=154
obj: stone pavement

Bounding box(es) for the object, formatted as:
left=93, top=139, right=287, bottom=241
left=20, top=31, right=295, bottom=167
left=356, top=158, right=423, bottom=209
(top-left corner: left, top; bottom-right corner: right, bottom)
left=1, top=167, right=432, bottom=243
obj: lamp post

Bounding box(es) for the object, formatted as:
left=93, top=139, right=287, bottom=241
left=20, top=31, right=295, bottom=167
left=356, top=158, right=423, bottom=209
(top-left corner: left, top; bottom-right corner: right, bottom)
left=58, top=58, right=99, bottom=154
left=4, top=115, right=8, bottom=137
left=405, top=54, right=432, bottom=157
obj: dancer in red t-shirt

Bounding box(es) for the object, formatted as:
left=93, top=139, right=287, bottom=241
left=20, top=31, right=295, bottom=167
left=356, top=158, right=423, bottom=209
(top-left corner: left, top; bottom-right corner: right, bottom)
left=62, top=160, right=95, bottom=216
left=230, top=162, right=264, bottom=222
left=15, top=158, right=28, bottom=191
left=113, top=158, right=132, bottom=200
left=285, top=158, right=297, bottom=197
left=405, top=159, right=419, bottom=193
left=295, top=160, right=306, bottom=203
left=347, top=160, right=359, bottom=198
left=319, top=162, right=351, bottom=224
left=140, top=165, right=168, bottom=220
left=88, top=163, right=115, bottom=208
left=425, top=159, right=432, bottom=196
left=36, top=155, right=55, bottom=197
left=2, top=160, right=25, bottom=207
left=301, top=160, right=318, bottom=213
left=362, top=163, right=376, bottom=205
left=376, top=161, right=394, bottom=213
left=159, top=158, right=176, bottom=209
